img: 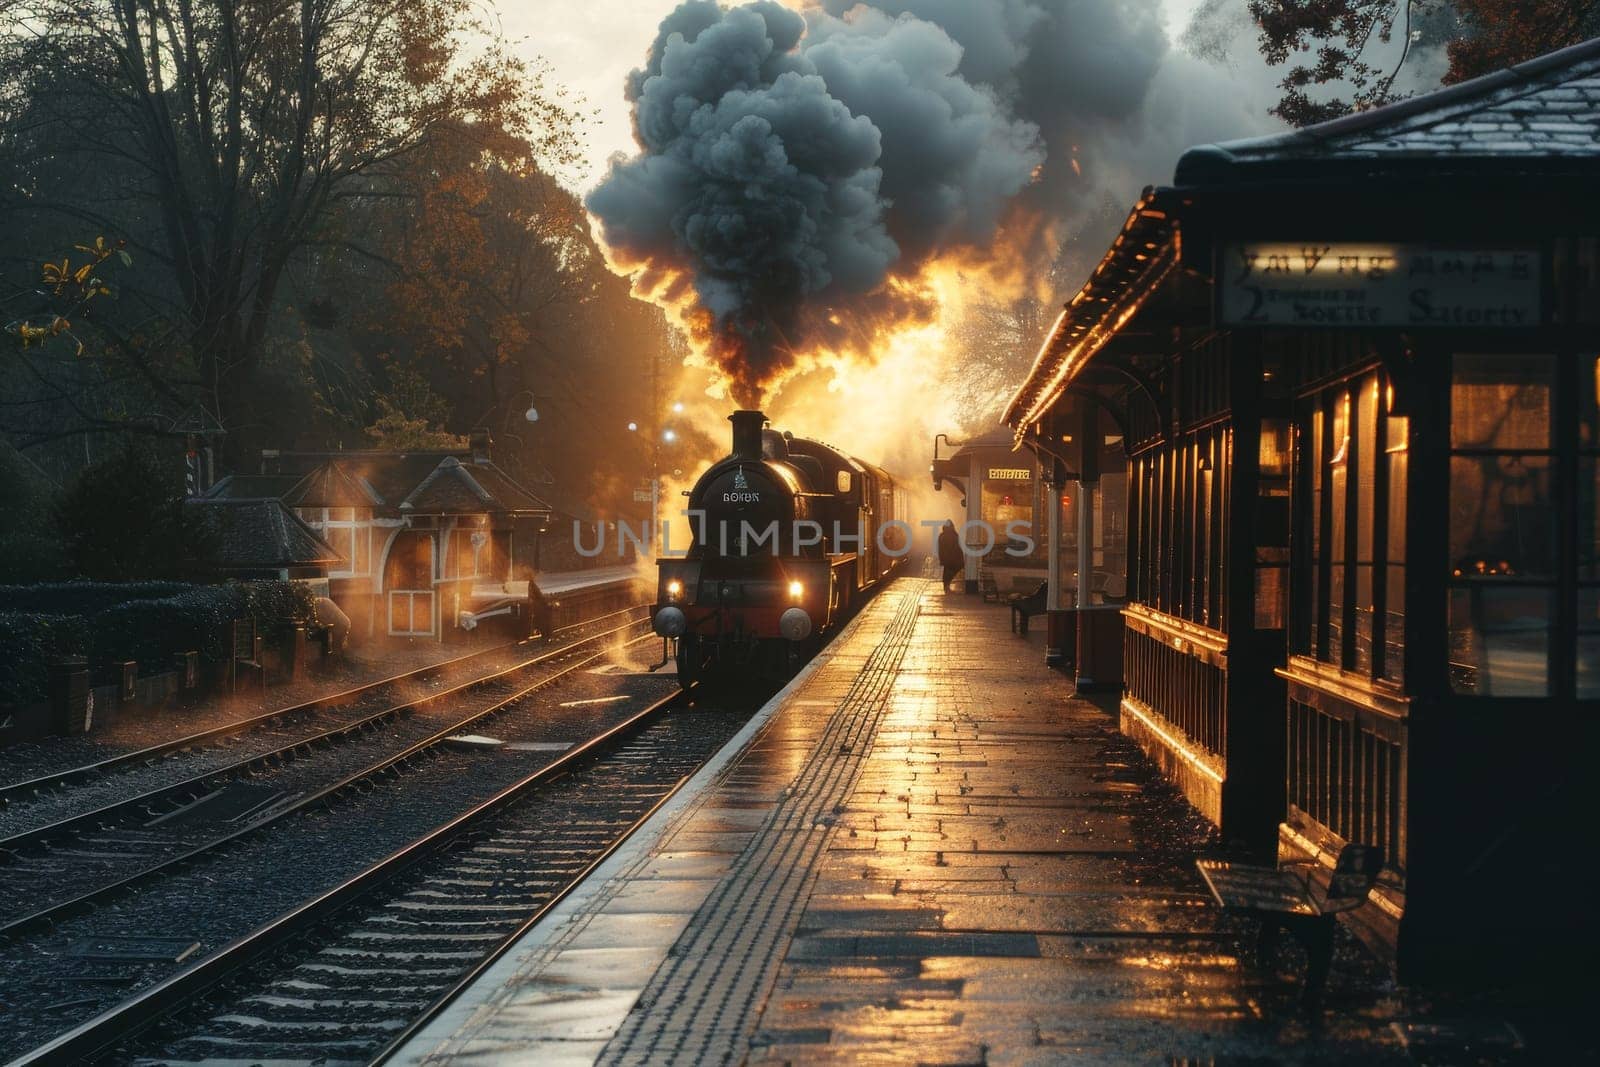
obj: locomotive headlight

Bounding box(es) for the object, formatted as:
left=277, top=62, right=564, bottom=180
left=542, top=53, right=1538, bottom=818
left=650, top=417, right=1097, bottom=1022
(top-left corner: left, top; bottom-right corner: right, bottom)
left=666, top=579, right=683, bottom=601
left=787, top=580, right=804, bottom=600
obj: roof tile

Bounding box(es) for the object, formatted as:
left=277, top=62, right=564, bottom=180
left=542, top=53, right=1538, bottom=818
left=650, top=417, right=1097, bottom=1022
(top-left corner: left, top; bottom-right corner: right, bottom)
left=1179, top=38, right=1600, bottom=180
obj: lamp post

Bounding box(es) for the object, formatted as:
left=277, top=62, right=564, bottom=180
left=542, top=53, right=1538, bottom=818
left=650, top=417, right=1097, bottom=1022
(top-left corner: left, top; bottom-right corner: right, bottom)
left=476, top=389, right=548, bottom=579
left=629, top=409, right=681, bottom=557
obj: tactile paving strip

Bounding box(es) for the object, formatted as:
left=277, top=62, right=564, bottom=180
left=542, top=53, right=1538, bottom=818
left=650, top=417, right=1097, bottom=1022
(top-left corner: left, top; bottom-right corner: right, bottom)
left=599, top=582, right=926, bottom=1067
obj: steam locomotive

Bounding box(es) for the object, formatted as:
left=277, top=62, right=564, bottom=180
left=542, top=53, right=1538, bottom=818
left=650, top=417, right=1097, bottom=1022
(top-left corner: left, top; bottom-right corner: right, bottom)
left=651, top=410, right=906, bottom=685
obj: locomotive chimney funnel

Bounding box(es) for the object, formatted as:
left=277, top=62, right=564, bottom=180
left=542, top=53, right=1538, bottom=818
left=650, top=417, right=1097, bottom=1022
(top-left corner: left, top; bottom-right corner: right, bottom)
left=729, top=410, right=767, bottom=460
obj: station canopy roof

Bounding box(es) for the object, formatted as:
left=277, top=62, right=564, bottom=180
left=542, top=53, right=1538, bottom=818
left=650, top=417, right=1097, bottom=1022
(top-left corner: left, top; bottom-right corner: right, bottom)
left=1003, top=191, right=1179, bottom=437
left=1004, top=36, right=1600, bottom=441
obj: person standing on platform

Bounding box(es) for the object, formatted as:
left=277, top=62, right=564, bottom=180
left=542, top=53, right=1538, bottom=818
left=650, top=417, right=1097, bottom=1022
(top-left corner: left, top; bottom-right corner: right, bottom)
left=938, top=521, right=964, bottom=593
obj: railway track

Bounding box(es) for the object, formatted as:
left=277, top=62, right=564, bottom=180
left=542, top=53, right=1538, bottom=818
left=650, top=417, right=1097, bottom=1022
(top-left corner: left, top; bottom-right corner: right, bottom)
left=11, top=687, right=749, bottom=1067
left=0, top=614, right=659, bottom=939
left=0, top=606, right=645, bottom=810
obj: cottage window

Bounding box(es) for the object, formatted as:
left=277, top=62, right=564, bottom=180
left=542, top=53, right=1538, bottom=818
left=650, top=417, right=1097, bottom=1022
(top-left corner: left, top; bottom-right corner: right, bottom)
left=299, top=506, right=372, bottom=577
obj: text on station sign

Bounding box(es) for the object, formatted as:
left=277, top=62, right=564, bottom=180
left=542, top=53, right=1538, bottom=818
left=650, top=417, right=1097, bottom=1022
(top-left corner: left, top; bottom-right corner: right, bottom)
left=1220, top=244, right=1540, bottom=328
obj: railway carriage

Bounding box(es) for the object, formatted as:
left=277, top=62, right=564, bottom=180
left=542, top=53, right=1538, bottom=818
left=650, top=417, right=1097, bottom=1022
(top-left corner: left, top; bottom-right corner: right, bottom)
left=652, top=410, right=905, bottom=685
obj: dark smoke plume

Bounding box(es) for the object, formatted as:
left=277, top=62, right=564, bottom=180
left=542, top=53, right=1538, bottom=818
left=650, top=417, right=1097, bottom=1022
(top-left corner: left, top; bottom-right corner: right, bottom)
left=587, top=0, right=1274, bottom=404
left=586, top=0, right=1040, bottom=402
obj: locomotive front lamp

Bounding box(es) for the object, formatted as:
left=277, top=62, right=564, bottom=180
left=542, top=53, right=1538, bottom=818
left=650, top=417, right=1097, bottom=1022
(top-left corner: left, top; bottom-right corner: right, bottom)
left=666, top=579, right=683, bottom=600
left=788, top=580, right=804, bottom=600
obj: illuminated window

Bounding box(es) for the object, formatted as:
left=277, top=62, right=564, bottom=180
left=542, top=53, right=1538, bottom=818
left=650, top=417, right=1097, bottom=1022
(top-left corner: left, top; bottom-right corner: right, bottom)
left=1580, top=356, right=1600, bottom=698
left=1447, top=355, right=1556, bottom=696
left=1256, top=420, right=1291, bottom=631
left=980, top=470, right=1035, bottom=556
left=1127, top=424, right=1226, bottom=628
left=1384, top=407, right=1408, bottom=683
left=1295, top=371, right=1406, bottom=679
left=301, top=506, right=373, bottom=577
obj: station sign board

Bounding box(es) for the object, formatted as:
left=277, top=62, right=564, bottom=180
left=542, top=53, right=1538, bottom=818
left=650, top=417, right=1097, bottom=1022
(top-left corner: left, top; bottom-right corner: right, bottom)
left=1219, top=244, right=1541, bottom=328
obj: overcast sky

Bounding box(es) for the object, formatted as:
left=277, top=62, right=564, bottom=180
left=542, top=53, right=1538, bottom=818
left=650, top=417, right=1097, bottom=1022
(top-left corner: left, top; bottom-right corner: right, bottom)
left=505, top=0, right=1213, bottom=194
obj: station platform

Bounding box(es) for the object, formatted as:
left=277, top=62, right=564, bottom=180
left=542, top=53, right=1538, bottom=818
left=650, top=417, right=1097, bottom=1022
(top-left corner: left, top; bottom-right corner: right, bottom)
left=390, top=578, right=1413, bottom=1066
left=528, top=565, right=643, bottom=596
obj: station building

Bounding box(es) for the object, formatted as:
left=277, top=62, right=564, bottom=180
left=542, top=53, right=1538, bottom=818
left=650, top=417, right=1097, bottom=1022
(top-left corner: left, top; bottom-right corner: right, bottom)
left=931, top=427, right=1045, bottom=591
left=207, top=432, right=552, bottom=641
left=1005, top=41, right=1600, bottom=982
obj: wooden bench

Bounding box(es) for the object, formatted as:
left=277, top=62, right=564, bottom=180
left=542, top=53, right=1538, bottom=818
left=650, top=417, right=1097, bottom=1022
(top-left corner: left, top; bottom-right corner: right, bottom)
left=1009, top=581, right=1050, bottom=634
left=231, top=617, right=266, bottom=696
left=1195, top=842, right=1382, bottom=1006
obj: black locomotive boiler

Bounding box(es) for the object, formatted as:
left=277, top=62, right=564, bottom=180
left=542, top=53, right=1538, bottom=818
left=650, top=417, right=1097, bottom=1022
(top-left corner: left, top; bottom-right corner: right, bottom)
left=651, top=410, right=906, bottom=685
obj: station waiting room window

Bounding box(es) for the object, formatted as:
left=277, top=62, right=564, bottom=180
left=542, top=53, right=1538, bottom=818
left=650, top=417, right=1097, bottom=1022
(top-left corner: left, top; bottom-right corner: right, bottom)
left=1446, top=353, right=1600, bottom=699
left=980, top=472, right=1036, bottom=556
left=1581, top=356, right=1599, bottom=698
left=1130, top=427, right=1228, bottom=630
left=1298, top=372, right=1407, bottom=682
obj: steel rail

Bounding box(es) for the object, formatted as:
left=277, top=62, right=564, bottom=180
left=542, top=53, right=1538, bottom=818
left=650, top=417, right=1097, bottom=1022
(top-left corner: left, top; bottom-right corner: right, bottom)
left=370, top=762, right=698, bottom=1063
left=0, top=627, right=658, bottom=940
left=3, top=686, right=689, bottom=1067
left=0, top=612, right=648, bottom=859
left=0, top=604, right=646, bottom=808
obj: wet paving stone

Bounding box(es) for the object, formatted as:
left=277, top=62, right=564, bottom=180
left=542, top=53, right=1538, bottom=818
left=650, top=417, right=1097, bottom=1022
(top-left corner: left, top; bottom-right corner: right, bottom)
left=396, top=582, right=1568, bottom=1065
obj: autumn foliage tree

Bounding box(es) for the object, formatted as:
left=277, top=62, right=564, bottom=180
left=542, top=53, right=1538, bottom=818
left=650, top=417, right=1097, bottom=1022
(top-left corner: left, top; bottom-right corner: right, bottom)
left=1248, top=0, right=1600, bottom=125
left=0, top=0, right=578, bottom=455
left=1446, top=0, right=1600, bottom=80
left=0, top=0, right=697, bottom=548
left=375, top=127, right=592, bottom=417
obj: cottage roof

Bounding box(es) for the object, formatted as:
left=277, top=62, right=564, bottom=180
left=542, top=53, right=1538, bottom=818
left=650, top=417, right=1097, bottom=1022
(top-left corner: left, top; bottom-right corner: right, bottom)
left=282, top=462, right=383, bottom=509
left=255, top=449, right=551, bottom=518
left=206, top=474, right=303, bottom=501
left=400, top=456, right=552, bottom=515
left=184, top=498, right=343, bottom=571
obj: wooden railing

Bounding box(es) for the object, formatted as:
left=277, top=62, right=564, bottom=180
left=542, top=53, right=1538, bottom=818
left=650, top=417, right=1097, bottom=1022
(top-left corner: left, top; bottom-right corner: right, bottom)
left=1280, top=658, right=1408, bottom=873
left=1122, top=606, right=1229, bottom=759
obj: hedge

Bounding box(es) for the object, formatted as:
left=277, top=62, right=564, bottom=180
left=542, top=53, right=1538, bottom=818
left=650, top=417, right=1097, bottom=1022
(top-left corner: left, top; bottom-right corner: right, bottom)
left=0, top=580, right=321, bottom=705
left=92, top=584, right=246, bottom=667
left=0, top=581, right=191, bottom=616
left=238, top=580, right=320, bottom=641
left=0, top=612, right=90, bottom=708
